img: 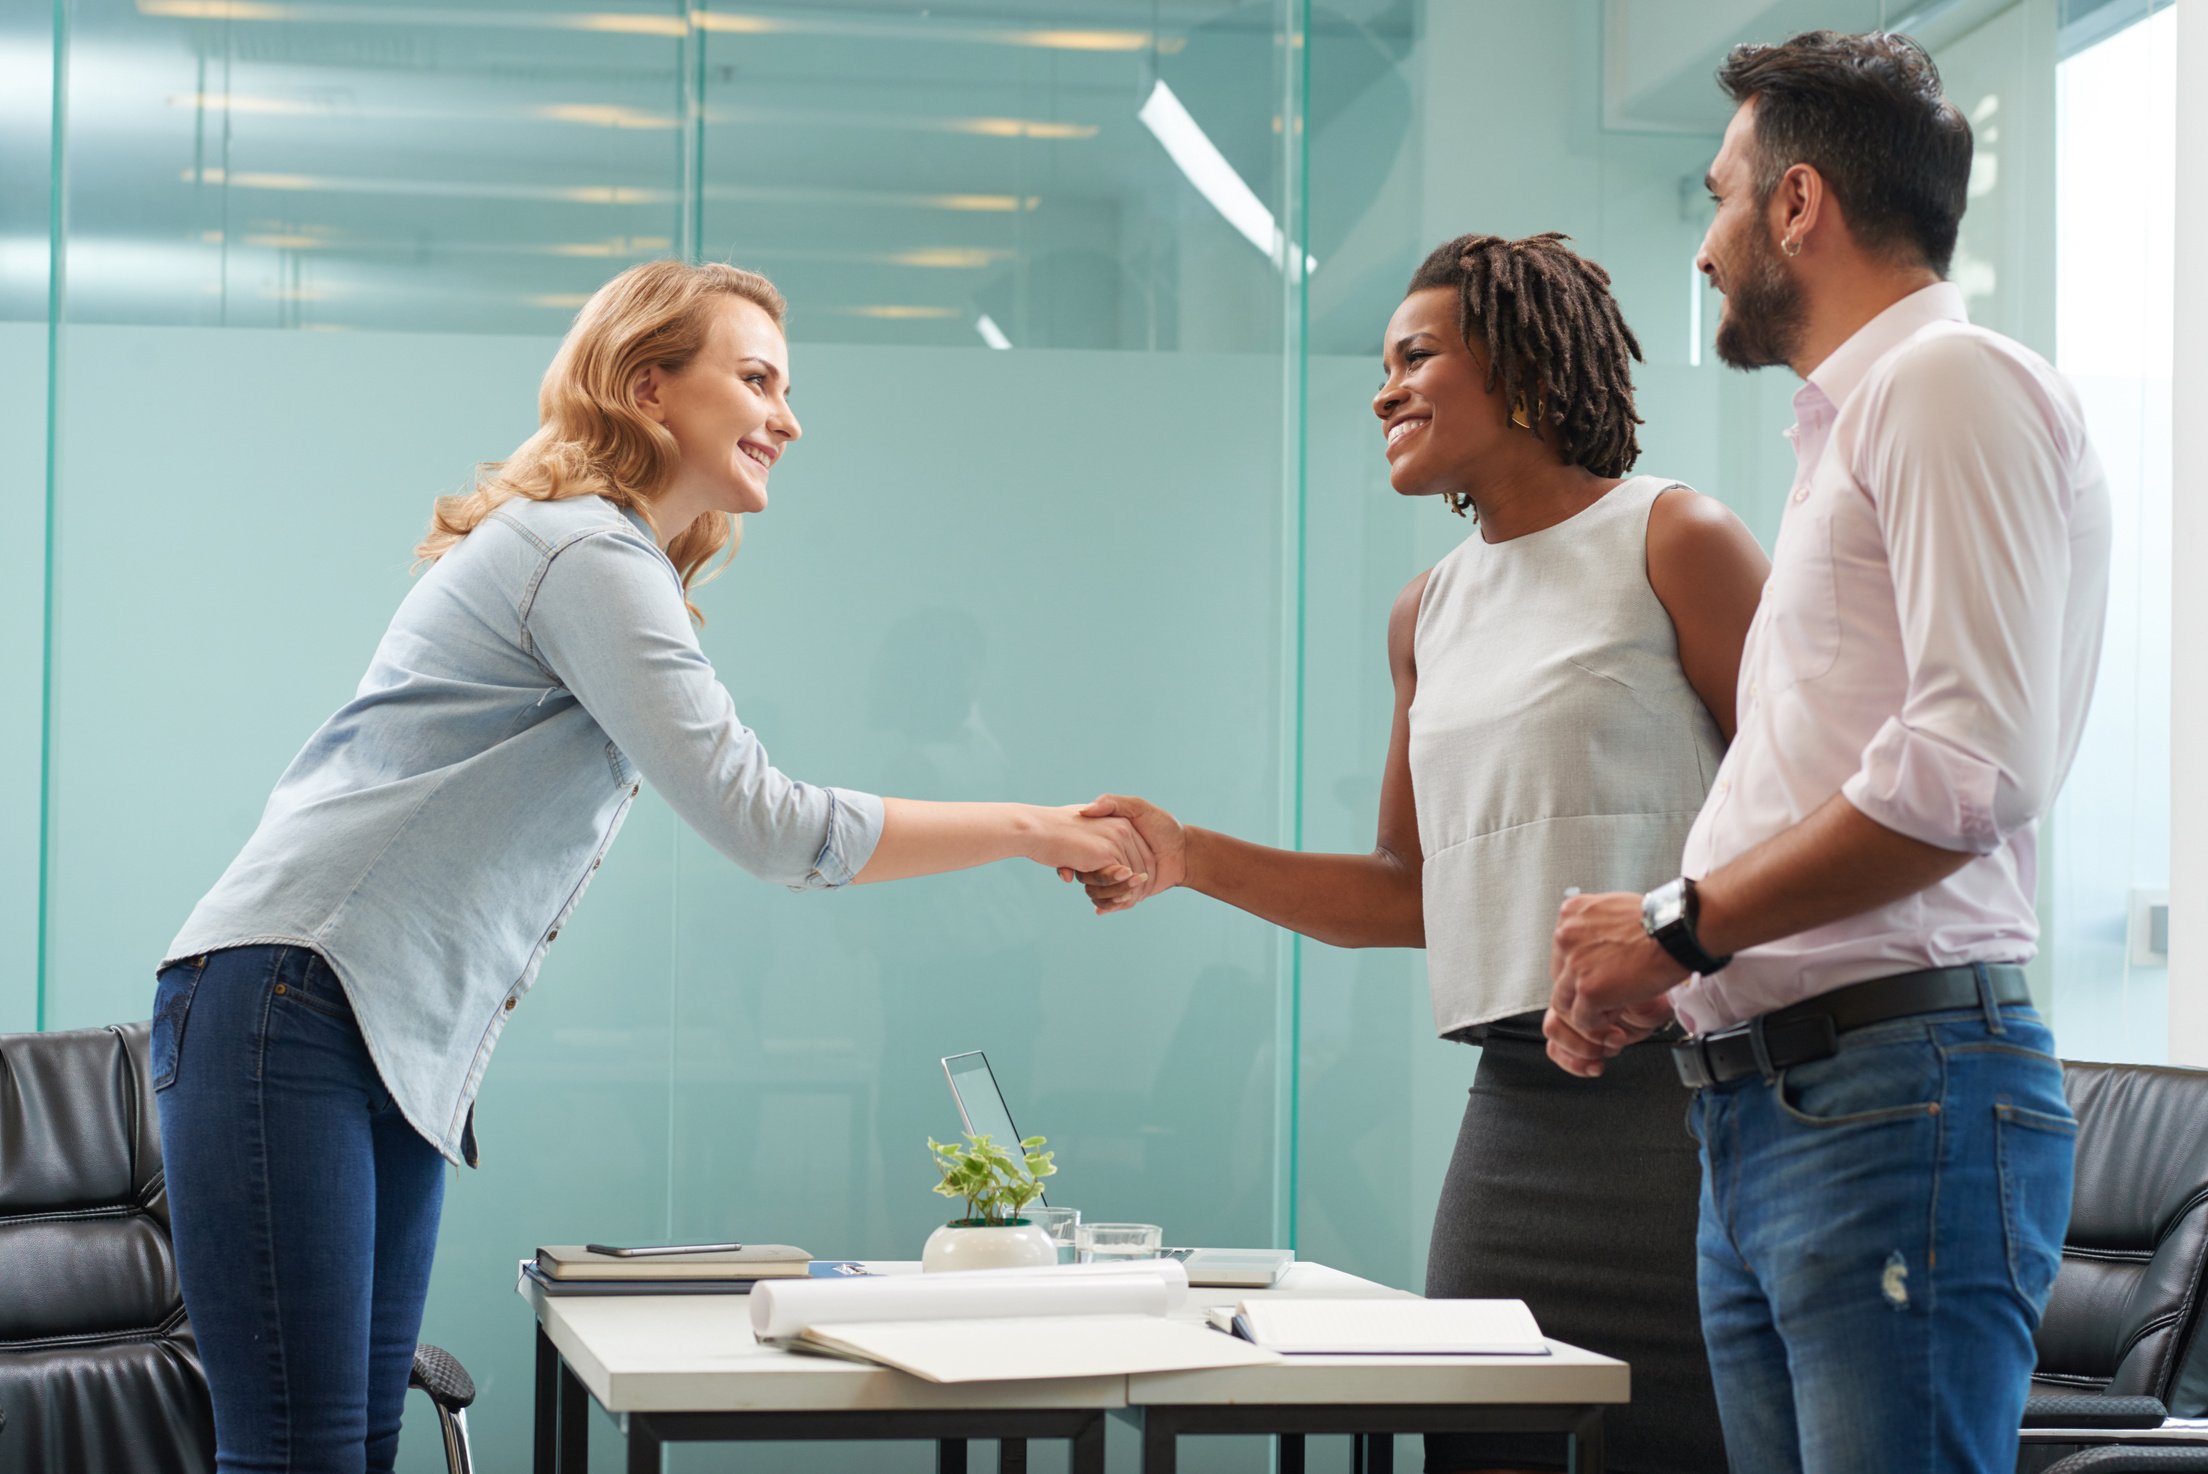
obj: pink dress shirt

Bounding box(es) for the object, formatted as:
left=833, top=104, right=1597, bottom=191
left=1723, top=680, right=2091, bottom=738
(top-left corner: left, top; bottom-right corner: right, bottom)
left=1671, top=283, right=2111, bottom=1035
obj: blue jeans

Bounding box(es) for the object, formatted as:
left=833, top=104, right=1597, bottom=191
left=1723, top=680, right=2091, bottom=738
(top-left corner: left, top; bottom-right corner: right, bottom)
left=1690, top=985, right=2075, bottom=1474
left=153, top=945, right=447, bottom=1474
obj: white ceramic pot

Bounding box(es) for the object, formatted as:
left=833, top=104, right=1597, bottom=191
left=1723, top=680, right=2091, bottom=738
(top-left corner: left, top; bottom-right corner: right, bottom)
left=921, top=1220, right=1057, bottom=1273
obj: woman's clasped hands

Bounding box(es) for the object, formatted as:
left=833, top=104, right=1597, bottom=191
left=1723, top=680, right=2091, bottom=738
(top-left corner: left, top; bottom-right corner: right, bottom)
left=1052, top=794, right=1188, bottom=916
left=1026, top=800, right=1160, bottom=907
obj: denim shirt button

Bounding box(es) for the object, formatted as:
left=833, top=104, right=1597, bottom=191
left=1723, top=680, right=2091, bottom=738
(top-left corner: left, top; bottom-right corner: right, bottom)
left=504, top=997, right=516, bottom=1012
left=548, top=928, right=559, bottom=943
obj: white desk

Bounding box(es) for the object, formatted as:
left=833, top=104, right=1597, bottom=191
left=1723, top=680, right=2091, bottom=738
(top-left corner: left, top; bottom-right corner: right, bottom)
left=521, top=1262, right=1626, bottom=1474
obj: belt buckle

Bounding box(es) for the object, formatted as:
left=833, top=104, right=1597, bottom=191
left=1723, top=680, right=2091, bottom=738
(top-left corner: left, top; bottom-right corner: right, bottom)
left=1671, top=1035, right=1718, bottom=1089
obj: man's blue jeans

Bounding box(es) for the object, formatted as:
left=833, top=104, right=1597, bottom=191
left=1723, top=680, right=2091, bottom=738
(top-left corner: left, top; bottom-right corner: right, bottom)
left=1691, top=986, right=2075, bottom=1474
left=153, top=945, right=447, bottom=1474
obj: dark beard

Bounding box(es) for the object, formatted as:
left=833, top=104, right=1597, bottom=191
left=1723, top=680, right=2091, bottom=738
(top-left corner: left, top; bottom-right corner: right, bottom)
left=1714, top=233, right=1805, bottom=370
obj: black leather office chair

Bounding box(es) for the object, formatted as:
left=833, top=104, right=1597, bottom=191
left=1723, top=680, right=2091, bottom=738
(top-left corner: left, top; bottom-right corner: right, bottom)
left=0, top=1021, right=476, bottom=1472
left=2018, top=1061, right=2208, bottom=1474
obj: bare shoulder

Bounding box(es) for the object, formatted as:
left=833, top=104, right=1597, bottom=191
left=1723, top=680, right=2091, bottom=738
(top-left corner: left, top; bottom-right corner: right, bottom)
left=1647, top=487, right=1767, bottom=581
left=1648, top=484, right=1753, bottom=546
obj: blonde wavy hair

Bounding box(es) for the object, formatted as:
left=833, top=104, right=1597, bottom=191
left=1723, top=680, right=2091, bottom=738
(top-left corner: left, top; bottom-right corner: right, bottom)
left=416, top=259, right=789, bottom=622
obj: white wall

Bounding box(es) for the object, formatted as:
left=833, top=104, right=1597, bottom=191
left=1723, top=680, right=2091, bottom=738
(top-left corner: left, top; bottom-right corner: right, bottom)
left=2172, top=0, right=2206, bottom=1065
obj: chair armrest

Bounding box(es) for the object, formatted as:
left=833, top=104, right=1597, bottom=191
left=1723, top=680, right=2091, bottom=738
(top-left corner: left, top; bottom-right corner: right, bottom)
left=2042, top=1449, right=2208, bottom=1473
left=410, top=1343, right=477, bottom=1413
left=2028, top=1397, right=2172, bottom=1431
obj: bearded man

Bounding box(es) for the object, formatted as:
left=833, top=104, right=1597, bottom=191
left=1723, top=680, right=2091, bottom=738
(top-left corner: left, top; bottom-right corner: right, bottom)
left=1544, top=29, right=2112, bottom=1474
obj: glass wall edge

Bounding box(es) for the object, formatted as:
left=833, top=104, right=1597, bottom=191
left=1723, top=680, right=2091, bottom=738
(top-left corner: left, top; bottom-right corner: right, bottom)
left=1272, top=0, right=1313, bottom=1255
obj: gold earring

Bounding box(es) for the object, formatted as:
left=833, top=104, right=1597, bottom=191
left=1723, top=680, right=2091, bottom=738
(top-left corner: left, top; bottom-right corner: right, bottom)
left=1782, top=235, right=1802, bottom=258
left=1510, top=397, right=1533, bottom=430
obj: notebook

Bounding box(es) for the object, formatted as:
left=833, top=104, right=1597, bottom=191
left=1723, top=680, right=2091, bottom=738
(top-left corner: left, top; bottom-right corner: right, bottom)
left=535, top=1244, right=811, bottom=1282
left=520, top=1259, right=868, bottom=1296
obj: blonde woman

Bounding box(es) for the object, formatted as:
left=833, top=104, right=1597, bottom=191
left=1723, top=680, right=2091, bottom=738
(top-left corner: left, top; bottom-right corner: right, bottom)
left=151, top=261, right=1151, bottom=1472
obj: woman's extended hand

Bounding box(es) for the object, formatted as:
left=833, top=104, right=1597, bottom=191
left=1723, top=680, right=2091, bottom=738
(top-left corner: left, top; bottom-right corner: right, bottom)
left=1062, top=795, right=1188, bottom=914
left=1024, top=805, right=1156, bottom=901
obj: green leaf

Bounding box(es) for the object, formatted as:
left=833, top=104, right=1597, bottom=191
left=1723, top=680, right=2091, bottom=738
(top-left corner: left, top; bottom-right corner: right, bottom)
left=925, top=1127, right=1062, bottom=1223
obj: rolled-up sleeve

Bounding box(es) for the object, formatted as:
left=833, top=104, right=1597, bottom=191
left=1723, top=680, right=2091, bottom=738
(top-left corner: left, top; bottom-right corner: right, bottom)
left=522, top=526, right=884, bottom=889
left=1838, top=333, right=2075, bottom=855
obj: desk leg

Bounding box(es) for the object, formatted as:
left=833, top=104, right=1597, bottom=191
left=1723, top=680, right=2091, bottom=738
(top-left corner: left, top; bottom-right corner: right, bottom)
left=1353, top=1433, right=1393, bottom=1474
left=1141, top=1410, right=1179, bottom=1474
left=534, top=1328, right=558, bottom=1474
left=1070, top=1414, right=1105, bottom=1474
left=625, top=1416, right=661, bottom=1474
left=937, top=1439, right=969, bottom=1474
left=1567, top=1410, right=1604, bottom=1474
left=557, top=1356, right=589, bottom=1474
left=1000, top=1438, right=1028, bottom=1474
left=1278, top=1432, right=1305, bottom=1474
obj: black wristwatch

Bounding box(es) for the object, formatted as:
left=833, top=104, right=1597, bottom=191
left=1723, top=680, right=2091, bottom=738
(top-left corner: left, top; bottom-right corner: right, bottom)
left=1642, top=877, right=1732, bottom=976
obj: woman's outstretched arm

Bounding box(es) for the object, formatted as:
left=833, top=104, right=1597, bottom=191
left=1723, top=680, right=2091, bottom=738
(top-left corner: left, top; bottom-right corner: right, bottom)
left=528, top=523, right=1151, bottom=894
left=856, top=799, right=1153, bottom=888
left=1074, top=571, right=1431, bottom=950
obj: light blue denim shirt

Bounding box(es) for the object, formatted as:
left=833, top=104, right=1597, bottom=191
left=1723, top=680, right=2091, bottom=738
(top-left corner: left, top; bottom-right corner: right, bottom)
left=166, top=494, right=884, bottom=1165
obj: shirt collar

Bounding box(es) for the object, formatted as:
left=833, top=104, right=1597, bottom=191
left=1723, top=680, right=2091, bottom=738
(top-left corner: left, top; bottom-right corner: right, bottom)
left=611, top=498, right=683, bottom=577
left=1805, top=280, right=1968, bottom=413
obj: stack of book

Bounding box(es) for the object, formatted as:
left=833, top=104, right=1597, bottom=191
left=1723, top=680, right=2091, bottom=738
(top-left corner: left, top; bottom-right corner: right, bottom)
left=522, top=1244, right=818, bottom=1297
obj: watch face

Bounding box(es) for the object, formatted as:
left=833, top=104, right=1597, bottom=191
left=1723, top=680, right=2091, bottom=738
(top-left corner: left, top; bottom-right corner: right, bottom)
left=1645, top=880, right=1688, bottom=932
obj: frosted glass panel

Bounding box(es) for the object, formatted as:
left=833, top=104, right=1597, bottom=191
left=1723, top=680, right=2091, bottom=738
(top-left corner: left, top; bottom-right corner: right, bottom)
left=38, top=5, right=1297, bottom=1472
left=664, top=341, right=1286, bottom=1250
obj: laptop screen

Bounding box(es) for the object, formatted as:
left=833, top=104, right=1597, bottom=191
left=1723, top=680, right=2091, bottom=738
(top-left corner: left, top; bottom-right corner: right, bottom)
left=940, top=1051, right=1046, bottom=1208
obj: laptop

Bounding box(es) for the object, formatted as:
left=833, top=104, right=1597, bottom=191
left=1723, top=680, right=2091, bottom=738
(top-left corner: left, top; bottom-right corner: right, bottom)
left=941, top=1051, right=1294, bottom=1289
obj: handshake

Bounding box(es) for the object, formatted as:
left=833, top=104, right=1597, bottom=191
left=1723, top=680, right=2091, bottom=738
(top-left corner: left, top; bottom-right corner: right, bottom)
left=1030, top=795, right=1185, bottom=915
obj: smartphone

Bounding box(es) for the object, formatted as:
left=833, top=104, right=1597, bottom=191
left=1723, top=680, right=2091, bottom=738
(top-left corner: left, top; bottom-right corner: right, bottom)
left=583, top=1242, right=744, bottom=1258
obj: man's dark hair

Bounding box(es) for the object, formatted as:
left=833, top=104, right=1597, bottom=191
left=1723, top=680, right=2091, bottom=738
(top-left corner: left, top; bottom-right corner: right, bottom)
left=1717, top=30, right=1973, bottom=275
left=1405, top=232, right=1643, bottom=499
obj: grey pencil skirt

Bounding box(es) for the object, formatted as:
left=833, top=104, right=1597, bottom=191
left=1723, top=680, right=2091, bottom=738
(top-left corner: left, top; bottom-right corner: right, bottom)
left=1424, top=1015, right=1725, bottom=1474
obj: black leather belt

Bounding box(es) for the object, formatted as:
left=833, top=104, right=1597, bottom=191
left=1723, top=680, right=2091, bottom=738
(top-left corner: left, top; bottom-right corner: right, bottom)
left=1671, top=963, right=2033, bottom=1089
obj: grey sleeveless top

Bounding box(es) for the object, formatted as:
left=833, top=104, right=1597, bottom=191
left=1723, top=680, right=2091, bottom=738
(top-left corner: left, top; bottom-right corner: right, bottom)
left=1409, top=475, right=1725, bottom=1037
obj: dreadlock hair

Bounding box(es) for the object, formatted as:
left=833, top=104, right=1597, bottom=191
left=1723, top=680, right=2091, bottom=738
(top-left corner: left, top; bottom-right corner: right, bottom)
left=1405, top=232, right=1644, bottom=516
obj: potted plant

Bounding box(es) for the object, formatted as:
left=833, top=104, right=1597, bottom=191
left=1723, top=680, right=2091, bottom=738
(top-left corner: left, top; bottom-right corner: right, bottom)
left=922, top=1132, right=1059, bottom=1272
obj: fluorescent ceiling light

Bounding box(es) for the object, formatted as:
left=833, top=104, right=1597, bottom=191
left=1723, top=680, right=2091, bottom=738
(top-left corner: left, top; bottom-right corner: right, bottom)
left=975, top=314, right=1012, bottom=350
left=834, top=305, right=960, bottom=320
left=886, top=247, right=1012, bottom=270
left=1137, top=80, right=1314, bottom=276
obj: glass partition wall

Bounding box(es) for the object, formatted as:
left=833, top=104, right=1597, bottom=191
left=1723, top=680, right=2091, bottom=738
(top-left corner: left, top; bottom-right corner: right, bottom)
left=10, top=2, right=2171, bottom=1470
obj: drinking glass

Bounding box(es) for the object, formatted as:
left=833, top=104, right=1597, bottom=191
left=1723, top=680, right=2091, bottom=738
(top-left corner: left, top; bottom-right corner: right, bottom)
left=1078, top=1222, right=1163, bottom=1264
left=1026, top=1206, right=1082, bottom=1265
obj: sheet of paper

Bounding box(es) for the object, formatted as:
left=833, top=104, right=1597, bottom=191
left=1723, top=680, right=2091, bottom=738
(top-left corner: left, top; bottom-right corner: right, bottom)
left=802, top=1314, right=1281, bottom=1383
left=752, top=1260, right=1187, bottom=1342
left=1236, top=1297, right=1548, bottom=1356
